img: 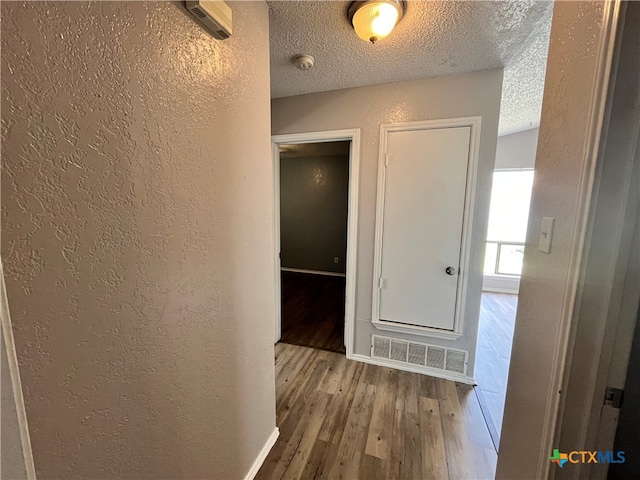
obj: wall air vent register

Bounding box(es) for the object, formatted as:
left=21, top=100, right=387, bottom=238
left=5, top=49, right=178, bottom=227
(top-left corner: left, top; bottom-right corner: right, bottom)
left=186, top=1, right=232, bottom=40
left=372, top=334, right=468, bottom=375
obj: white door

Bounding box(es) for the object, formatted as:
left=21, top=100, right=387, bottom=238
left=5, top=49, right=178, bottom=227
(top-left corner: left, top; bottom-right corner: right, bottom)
left=379, top=126, right=471, bottom=330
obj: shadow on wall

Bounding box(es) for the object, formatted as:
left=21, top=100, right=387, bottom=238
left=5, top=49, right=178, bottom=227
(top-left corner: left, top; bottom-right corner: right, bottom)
left=1, top=2, right=275, bottom=478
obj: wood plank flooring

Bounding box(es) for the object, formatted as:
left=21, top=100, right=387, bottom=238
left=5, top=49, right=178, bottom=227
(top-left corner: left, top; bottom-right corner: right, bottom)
left=280, top=271, right=346, bottom=354
left=257, top=343, right=497, bottom=480
left=474, top=293, right=518, bottom=447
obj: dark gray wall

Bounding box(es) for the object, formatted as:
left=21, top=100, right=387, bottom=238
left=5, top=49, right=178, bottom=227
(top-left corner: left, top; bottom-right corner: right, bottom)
left=280, top=147, right=349, bottom=273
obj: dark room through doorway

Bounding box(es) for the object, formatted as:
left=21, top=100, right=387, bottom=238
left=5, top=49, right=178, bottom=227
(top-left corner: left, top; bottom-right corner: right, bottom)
left=278, top=141, right=351, bottom=354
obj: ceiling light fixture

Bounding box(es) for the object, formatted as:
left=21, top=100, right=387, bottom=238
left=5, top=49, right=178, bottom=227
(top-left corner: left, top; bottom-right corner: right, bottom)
left=348, top=0, right=405, bottom=44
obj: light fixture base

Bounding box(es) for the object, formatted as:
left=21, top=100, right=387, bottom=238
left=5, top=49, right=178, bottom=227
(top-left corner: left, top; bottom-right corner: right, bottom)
left=347, top=0, right=406, bottom=44
left=292, top=54, right=315, bottom=70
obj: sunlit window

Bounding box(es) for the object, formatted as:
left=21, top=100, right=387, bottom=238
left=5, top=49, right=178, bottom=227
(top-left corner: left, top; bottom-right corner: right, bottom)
left=484, top=170, right=534, bottom=276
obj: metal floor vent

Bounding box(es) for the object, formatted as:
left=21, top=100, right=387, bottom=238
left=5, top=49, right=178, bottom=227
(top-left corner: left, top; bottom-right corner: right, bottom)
left=372, top=334, right=468, bottom=375
left=191, top=7, right=207, bottom=18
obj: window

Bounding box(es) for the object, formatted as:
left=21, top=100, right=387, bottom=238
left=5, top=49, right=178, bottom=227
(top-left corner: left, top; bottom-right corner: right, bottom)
left=484, top=170, right=534, bottom=276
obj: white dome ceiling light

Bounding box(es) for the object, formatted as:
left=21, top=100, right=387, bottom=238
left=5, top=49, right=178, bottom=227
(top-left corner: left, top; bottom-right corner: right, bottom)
left=348, top=0, right=406, bottom=44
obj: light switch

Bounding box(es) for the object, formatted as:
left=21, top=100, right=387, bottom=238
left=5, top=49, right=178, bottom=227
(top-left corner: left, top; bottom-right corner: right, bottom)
left=539, top=217, right=555, bottom=254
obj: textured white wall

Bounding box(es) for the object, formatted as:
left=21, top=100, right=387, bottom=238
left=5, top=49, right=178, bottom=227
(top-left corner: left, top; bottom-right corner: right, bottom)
left=495, top=128, right=539, bottom=170
left=272, top=70, right=502, bottom=375
left=497, top=1, right=613, bottom=478
left=1, top=2, right=275, bottom=478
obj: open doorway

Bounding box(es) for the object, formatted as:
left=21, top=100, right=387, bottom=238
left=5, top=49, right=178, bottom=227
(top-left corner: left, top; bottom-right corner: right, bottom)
left=272, top=130, right=361, bottom=358
left=475, top=128, right=538, bottom=448
left=279, top=141, right=349, bottom=353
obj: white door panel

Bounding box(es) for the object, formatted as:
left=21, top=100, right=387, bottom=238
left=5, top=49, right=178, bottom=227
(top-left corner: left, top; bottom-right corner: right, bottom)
left=379, top=127, right=471, bottom=330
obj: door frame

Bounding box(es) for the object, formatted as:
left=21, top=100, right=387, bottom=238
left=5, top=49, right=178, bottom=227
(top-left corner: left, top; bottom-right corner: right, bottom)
left=1, top=261, right=37, bottom=479
left=371, top=117, right=482, bottom=340
left=272, top=129, right=361, bottom=359
left=553, top=1, right=640, bottom=475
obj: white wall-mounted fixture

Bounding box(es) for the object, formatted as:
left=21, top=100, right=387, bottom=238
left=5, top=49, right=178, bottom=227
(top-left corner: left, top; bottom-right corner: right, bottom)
left=539, top=216, right=554, bottom=253
left=186, top=1, right=232, bottom=40
left=292, top=54, right=315, bottom=70
left=347, top=0, right=405, bottom=44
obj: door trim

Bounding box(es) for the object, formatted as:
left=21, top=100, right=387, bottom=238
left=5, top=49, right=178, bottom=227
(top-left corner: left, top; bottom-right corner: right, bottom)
left=1, top=261, right=37, bottom=480
left=371, top=117, right=482, bottom=339
left=271, top=129, right=361, bottom=359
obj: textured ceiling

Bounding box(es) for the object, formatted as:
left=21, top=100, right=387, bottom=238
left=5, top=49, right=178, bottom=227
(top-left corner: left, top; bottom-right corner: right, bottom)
left=268, top=0, right=553, bottom=135
left=499, top=7, right=552, bottom=134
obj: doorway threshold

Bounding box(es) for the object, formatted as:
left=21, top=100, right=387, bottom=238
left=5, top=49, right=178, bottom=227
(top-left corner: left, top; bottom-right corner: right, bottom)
left=474, top=387, right=500, bottom=452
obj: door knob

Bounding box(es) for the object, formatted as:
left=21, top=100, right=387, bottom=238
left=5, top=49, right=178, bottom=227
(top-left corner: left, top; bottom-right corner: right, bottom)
left=445, top=266, right=456, bottom=276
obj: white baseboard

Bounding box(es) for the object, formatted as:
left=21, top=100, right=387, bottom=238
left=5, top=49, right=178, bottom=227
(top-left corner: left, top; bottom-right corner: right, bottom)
left=350, top=353, right=476, bottom=385
left=482, top=274, right=520, bottom=294
left=281, top=267, right=346, bottom=278
left=483, top=286, right=520, bottom=294
left=244, top=427, right=279, bottom=480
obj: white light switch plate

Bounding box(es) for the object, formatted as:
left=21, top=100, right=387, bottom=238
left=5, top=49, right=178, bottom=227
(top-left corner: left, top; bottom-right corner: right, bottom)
left=539, top=217, right=555, bottom=253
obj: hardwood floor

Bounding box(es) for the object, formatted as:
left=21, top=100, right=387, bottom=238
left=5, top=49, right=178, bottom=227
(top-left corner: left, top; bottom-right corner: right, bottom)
left=474, top=292, right=518, bottom=447
left=280, top=271, right=346, bottom=354
left=257, top=343, right=497, bottom=480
